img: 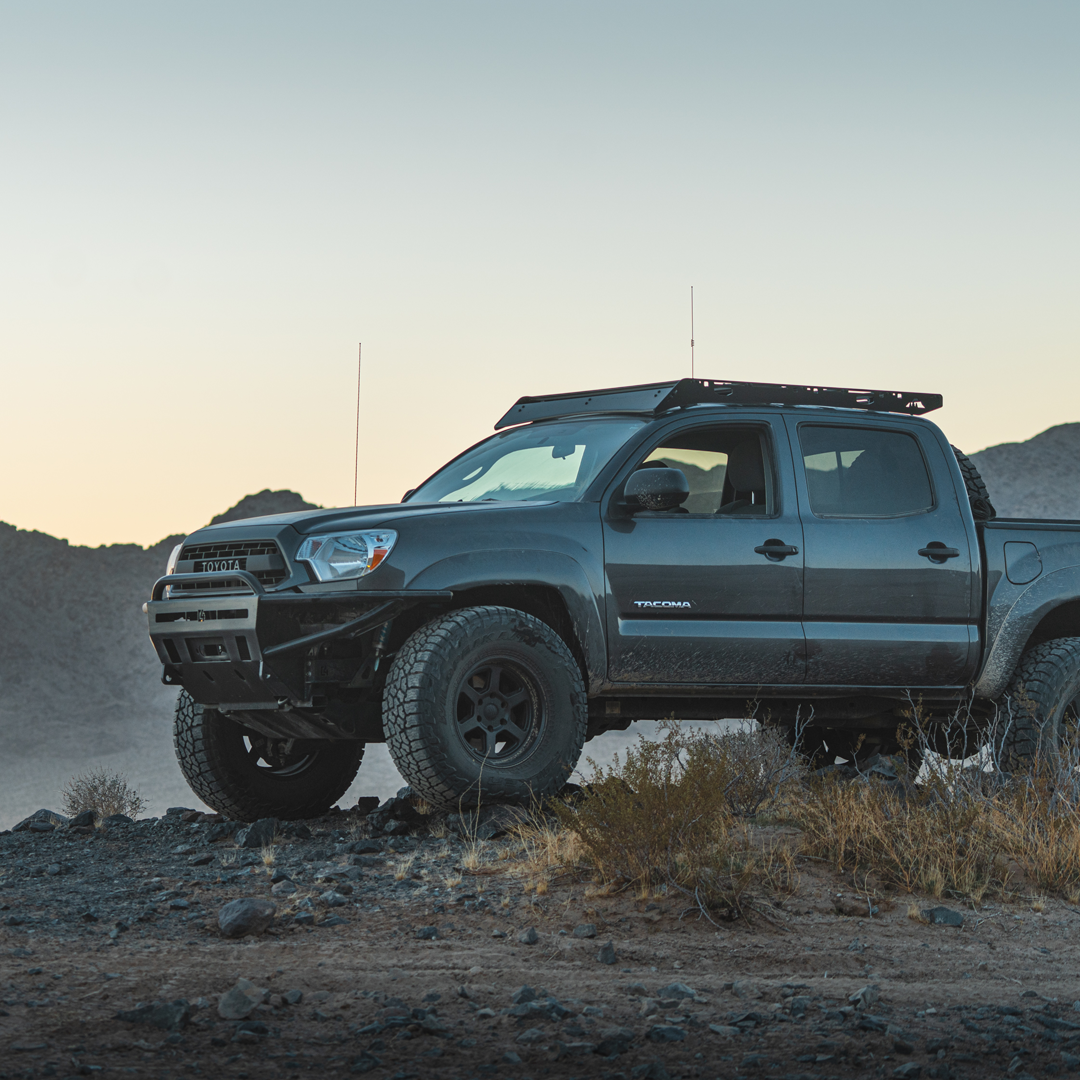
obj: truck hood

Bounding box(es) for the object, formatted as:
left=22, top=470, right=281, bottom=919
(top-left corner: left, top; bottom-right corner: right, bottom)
left=190, top=500, right=554, bottom=539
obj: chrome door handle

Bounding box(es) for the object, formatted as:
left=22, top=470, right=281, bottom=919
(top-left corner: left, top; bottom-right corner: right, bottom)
left=754, top=540, right=799, bottom=561
left=919, top=544, right=960, bottom=563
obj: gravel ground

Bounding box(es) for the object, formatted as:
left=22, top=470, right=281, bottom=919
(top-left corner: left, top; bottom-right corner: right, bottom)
left=2, top=804, right=1080, bottom=1080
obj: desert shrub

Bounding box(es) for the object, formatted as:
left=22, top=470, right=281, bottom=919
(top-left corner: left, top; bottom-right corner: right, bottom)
left=794, top=768, right=1002, bottom=901
left=554, top=722, right=802, bottom=916
left=794, top=705, right=1080, bottom=902
left=61, top=768, right=146, bottom=821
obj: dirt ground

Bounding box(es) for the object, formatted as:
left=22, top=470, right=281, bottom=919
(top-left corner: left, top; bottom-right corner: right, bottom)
left=2, top=808, right=1079, bottom=1080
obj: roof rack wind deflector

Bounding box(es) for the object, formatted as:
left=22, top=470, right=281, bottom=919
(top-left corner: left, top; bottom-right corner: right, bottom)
left=494, top=378, right=942, bottom=429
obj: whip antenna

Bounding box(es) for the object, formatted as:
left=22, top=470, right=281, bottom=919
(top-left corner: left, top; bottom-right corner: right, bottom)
left=353, top=342, right=361, bottom=505
left=690, top=286, right=695, bottom=378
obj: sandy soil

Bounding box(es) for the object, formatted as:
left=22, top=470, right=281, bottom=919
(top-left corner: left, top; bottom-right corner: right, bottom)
left=2, top=808, right=1078, bottom=1080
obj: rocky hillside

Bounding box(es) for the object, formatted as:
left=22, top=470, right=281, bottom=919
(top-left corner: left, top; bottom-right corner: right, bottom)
left=0, top=492, right=321, bottom=828
left=970, top=423, right=1080, bottom=520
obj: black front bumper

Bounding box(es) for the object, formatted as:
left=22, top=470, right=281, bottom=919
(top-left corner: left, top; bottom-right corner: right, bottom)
left=146, top=570, right=450, bottom=709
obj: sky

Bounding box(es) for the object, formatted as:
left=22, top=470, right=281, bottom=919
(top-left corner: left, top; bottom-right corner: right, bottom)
left=1, top=1, right=1077, bottom=548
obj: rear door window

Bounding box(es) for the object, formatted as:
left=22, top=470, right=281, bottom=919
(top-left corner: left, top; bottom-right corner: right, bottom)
left=799, top=425, right=934, bottom=518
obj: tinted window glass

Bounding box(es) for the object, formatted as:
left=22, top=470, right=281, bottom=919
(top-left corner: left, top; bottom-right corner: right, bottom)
left=409, top=418, right=644, bottom=503
left=642, top=426, right=773, bottom=514
left=799, top=426, right=933, bottom=517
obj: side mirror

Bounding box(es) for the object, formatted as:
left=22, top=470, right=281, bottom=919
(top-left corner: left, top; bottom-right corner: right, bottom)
left=623, top=468, right=689, bottom=513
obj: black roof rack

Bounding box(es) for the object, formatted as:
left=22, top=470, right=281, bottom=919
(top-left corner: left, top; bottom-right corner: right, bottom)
left=494, top=378, right=942, bottom=429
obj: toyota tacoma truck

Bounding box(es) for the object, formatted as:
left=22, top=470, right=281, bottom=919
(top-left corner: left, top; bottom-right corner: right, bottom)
left=146, top=379, right=1080, bottom=820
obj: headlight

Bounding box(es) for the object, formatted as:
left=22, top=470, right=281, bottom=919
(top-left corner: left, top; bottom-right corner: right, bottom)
left=295, top=530, right=398, bottom=583
left=165, top=543, right=182, bottom=575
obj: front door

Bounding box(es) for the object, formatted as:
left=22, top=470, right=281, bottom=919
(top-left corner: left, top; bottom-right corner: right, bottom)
left=604, top=419, right=806, bottom=687
left=787, top=418, right=980, bottom=687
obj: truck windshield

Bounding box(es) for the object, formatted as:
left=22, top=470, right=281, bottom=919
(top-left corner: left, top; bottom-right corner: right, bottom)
left=410, top=418, right=644, bottom=503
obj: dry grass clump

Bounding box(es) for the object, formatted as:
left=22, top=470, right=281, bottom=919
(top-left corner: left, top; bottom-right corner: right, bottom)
left=795, top=768, right=1002, bottom=902
left=552, top=722, right=802, bottom=918
left=795, top=713, right=1080, bottom=903
left=61, top=767, right=145, bottom=821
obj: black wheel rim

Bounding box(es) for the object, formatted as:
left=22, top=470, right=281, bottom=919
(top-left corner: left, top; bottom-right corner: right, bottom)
left=454, top=657, right=543, bottom=766
left=242, top=735, right=320, bottom=779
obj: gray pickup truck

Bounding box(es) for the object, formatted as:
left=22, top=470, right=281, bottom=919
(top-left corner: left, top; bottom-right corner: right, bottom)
left=146, top=379, right=1080, bottom=819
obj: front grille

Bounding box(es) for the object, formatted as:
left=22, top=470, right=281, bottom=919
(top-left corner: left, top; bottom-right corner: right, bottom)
left=180, top=540, right=279, bottom=560
left=172, top=539, right=288, bottom=592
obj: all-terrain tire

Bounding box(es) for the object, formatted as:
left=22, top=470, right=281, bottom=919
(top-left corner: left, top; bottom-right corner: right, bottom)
left=999, top=637, right=1080, bottom=768
left=382, top=606, right=588, bottom=810
left=951, top=446, right=996, bottom=520
left=173, top=690, right=364, bottom=821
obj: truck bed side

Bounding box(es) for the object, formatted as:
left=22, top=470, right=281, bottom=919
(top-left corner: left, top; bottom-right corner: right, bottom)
left=975, top=518, right=1080, bottom=699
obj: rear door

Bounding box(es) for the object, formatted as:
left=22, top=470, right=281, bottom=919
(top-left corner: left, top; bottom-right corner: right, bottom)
left=603, top=416, right=806, bottom=686
left=786, top=417, right=979, bottom=687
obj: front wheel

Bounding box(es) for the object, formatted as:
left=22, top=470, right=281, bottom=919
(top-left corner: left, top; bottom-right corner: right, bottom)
left=173, top=691, right=364, bottom=821
left=382, top=606, right=588, bottom=809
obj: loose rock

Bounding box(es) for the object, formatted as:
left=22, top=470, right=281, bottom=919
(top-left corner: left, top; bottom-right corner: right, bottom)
left=923, top=906, right=964, bottom=927
left=115, top=999, right=191, bottom=1031
left=235, top=817, right=278, bottom=849
left=597, top=941, right=617, bottom=965
left=217, top=979, right=267, bottom=1020
left=218, top=897, right=276, bottom=938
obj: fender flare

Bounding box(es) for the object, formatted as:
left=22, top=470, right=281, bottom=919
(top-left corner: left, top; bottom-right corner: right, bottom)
left=975, top=565, right=1080, bottom=699
left=407, top=549, right=606, bottom=693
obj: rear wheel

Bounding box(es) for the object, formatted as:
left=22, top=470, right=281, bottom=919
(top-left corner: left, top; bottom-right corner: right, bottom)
left=382, top=606, right=588, bottom=809
left=999, top=637, right=1080, bottom=769
left=173, top=690, right=364, bottom=821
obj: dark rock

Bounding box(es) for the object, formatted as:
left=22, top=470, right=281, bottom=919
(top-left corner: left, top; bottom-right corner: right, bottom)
left=101, top=814, right=134, bottom=827
left=235, top=818, right=278, bottom=849
left=207, top=821, right=242, bottom=843
left=321, top=890, right=348, bottom=908
left=573, top=922, right=597, bottom=939
left=597, top=941, right=617, bottom=965
left=594, top=1026, right=635, bottom=1055
left=346, top=839, right=384, bottom=855
left=447, top=803, right=522, bottom=841
left=923, top=906, right=964, bottom=927
left=218, top=980, right=266, bottom=1020
left=416, top=926, right=439, bottom=940
left=556, top=1040, right=596, bottom=1058
left=503, top=1051, right=522, bottom=1064
left=293, top=912, right=315, bottom=926
left=322, top=916, right=348, bottom=927
left=859, top=1015, right=888, bottom=1032
left=658, top=982, right=696, bottom=1000
left=13, top=809, right=69, bottom=832
left=353, top=797, right=381, bottom=815
left=893, top=1064, right=922, bottom=1079
left=68, top=810, right=98, bottom=828
left=645, top=1024, right=686, bottom=1042
left=218, top=897, right=276, bottom=938
left=271, top=880, right=297, bottom=897
left=631, top=1062, right=671, bottom=1080
left=351, top=1052, right=382, bottom=1073
left=517, top=926, right=539, bottom=945
left=188, top=853, right=214, bottom=866
left=116, top=999, right=191, bottom=1031
left=511, top=986, right=536, bottom=1004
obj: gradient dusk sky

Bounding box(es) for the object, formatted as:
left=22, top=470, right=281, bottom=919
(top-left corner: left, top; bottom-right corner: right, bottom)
left=2, top=1, right=1077, bottom=547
